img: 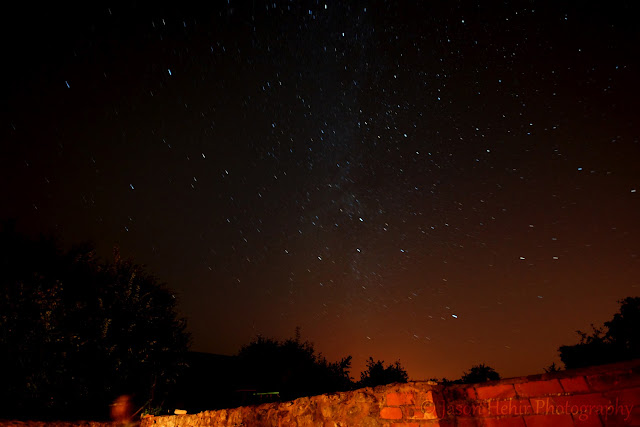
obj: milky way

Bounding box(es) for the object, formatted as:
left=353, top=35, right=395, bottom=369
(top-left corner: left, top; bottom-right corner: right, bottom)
left=3, top=1, right=639, bottom=380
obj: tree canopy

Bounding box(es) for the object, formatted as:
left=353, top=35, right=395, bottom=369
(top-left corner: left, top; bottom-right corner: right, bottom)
left=237, top=329, right=353, bottom=401
left=460, top=364, right=501, bottom=384
left=237, top=331, right=411, bottom=399
left=559, top=296, right=640, bottom=369
left=0, top=224, right=190, bottom=419
left=436, top=363, right=502, bottom=385
left=358, top=357, right=409, bottom=388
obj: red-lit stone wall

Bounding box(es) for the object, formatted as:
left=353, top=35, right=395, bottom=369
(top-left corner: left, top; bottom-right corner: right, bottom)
left=0, top=423, right=118, bottom=427
left=3, top=359, right=638, bottom=426
left=141, top=358, right=640, bottom=426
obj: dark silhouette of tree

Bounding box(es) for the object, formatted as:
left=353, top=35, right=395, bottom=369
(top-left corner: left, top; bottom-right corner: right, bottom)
left=358, top=357, right=408, bottom=388
left=603, top=297, right=640, bottom=358
left=559, top=297, right=640, bottom=369
left=544, top=362, right=560, bottom=373
left=237, top=329, right=353, bottom=401
left=460, top=364, right=501, bottom=384
left=435, top=363, right=501, bottom=385
left=0, top=224, right=190, bottom=420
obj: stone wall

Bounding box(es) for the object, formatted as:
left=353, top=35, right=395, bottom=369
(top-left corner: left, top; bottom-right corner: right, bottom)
left=0, top=423, right=118, bottom=427
left=3, top=359, right=638, bottom=426
left=140, top=358, right=640, bottom=426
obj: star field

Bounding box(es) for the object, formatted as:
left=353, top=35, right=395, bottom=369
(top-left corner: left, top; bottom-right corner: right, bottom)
left=2, top=1, right=639, bottom=380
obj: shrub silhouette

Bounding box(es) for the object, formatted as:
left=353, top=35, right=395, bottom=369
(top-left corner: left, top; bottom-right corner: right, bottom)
left=0, top=223, right=190, bottom=419
left=460, top=364, right=501, bottom=384
left=237, top=329, right=353, bottom=401
left=559, top=297, right=640, bottom=369
left=358, top=357, right=408, bottom=387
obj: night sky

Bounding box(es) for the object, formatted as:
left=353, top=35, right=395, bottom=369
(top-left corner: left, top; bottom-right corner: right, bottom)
left=3, top=1, right=639, bottom=381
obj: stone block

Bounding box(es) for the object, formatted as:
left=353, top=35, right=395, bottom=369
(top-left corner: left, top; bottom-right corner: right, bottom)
left=587, top=371, right=640, bottom=392
left=380, top=407, right=403, bottom=420
left=522, top=414, right=574, bottom=427
left=481, top=416, right=526, bottom=426
left=386, top=392, right=416, bottom=406
left=514, top=379, right=563, bottom=397
left=560, top=376, right=590, bottom=393
left=476, top=384, right=517, bottom=400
